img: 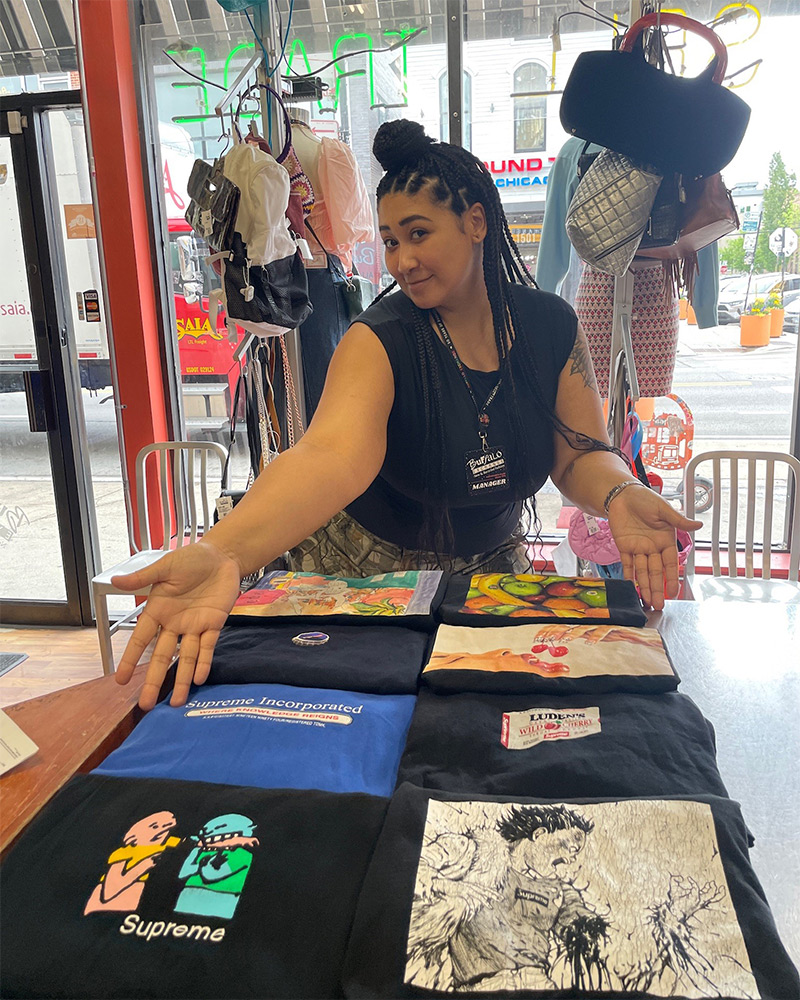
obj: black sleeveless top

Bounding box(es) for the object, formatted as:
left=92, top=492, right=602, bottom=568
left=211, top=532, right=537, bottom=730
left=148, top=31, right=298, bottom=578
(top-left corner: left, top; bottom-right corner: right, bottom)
left=346, top=284, right=578, bottom=557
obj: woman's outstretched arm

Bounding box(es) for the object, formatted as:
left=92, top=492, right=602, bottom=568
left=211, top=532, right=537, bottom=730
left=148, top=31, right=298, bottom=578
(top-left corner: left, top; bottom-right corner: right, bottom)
left=549, top=324, right=701, bottom=610
left=113, top=323, right=394, bottom=710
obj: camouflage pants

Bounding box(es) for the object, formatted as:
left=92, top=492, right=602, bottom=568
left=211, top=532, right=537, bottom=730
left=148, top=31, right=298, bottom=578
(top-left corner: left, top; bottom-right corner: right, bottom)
left=287, top=509, right=532, bottom=578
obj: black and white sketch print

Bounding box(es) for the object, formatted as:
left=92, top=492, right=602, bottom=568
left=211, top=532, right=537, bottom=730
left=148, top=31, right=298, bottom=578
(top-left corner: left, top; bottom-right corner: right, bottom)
left=405, top=799, right=759, bottom=997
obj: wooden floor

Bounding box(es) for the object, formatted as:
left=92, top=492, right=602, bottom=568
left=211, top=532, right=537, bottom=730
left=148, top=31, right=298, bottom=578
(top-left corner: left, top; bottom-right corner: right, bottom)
left=0, top=626, right=135, bottom=709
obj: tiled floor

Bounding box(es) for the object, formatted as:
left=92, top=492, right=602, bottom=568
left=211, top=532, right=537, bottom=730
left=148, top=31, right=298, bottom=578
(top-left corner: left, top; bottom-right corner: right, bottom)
left=0, top=626, right=135, bottom=708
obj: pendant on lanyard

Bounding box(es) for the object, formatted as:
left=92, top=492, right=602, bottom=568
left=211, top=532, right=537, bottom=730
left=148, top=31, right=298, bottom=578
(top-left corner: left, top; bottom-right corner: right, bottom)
left=432, top=311, right=511, bottom=495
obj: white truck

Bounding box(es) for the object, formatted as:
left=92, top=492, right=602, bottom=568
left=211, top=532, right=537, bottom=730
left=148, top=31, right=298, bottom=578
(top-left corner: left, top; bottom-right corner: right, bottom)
left=0, top=114, right=201, bottom=393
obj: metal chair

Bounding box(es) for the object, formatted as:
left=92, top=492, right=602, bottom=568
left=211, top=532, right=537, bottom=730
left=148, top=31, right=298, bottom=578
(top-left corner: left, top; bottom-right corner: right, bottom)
left=92, top=441, right=229, bottom=674
left=684, top=450, right=800, bottom=603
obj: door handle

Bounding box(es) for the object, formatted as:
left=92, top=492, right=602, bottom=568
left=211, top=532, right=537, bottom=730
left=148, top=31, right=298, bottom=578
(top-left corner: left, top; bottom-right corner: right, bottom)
left=23, top=369, right=48, bottom=432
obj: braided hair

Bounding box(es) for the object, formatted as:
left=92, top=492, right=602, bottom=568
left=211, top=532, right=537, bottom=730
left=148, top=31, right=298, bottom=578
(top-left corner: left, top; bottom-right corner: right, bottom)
left=371, top=120, right=613, bottom=564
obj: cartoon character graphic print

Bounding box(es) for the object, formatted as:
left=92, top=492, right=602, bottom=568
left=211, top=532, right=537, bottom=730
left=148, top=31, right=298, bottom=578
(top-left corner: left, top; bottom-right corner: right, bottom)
left=175, top=814, right=260, bottom=920
left=405, top=800, right=760, bottom=997
left=84, top=811, right=180, bottom=915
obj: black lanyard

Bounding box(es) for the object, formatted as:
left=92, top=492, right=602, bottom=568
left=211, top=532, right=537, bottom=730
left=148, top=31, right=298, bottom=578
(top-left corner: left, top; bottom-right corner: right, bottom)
left=432, top=310, right=503, bottom=453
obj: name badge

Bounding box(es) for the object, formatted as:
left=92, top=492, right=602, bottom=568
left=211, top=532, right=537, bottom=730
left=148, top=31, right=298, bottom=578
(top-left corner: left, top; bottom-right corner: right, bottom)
left=465, top=447, right=510, bottom=496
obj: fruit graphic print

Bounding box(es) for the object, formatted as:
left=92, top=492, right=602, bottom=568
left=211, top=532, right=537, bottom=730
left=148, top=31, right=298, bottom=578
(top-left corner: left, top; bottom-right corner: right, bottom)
left=463, top=574, right=611, bottom=621
left=404, top=800, right=759, bottom=997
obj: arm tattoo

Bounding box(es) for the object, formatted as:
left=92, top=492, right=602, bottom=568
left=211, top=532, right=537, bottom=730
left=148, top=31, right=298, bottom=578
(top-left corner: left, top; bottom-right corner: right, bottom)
left=568, top=333, right=599, bottom=393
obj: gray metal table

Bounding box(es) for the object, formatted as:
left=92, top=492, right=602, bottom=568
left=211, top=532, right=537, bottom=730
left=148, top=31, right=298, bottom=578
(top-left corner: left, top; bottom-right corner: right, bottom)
left=649, top=600, right=800, bottom=968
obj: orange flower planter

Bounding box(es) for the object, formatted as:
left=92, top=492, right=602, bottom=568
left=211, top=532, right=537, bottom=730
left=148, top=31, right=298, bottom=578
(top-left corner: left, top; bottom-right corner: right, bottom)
left=687, top=305, right=697, bottom=325
left=678, top=299, right=688, bottom=320
left=769, top=309, right=785, bottom=338
left=740, top=314, right=771, bottom=347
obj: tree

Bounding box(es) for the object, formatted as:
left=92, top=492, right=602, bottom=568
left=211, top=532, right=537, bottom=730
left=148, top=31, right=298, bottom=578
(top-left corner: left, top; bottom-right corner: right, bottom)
left=753, top=152, right=800, bottom=273
left=719, top=236, right=745, bottom=272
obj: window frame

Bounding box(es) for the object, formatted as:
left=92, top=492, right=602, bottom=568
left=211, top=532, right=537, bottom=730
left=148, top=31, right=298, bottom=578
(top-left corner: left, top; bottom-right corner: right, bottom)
left=511, top=60, right=547, bottom=154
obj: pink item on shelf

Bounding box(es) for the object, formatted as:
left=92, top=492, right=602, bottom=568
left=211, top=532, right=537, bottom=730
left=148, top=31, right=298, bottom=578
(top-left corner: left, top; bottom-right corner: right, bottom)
left=568, top=510, right=621, bottom=565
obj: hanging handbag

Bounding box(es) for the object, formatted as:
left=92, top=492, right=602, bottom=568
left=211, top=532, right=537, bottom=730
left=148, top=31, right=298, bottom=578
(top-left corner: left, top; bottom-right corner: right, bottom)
left=306, top=221, right=376, bottom=320
left=566, top=148, right=662, bottom=277
left=577, top=142, right=681, bottom=255
left=638, top=173, right=682, bottom=252
left=220, top=232, right=313, bottom=335
left=341, top=267, right=375, bottom=320
left=560, top=12, right=750, bottom=178
left=185, top=159, right=240, bottom=251
left=636, top=172, right=739, bottom=260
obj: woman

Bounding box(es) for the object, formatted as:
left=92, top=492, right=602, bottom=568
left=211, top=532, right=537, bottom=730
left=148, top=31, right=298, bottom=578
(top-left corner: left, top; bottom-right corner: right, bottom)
left=115, top=120, right=700, bottom=711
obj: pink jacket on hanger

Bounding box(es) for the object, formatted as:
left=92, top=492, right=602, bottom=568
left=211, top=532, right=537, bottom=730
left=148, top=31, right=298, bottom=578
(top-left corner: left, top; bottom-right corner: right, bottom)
left=307, top=138, right=374, bottom=272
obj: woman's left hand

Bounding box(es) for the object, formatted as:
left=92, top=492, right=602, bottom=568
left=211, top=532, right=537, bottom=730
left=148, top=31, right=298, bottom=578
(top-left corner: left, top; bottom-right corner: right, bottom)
left=606, top=485, right=702, bottom=610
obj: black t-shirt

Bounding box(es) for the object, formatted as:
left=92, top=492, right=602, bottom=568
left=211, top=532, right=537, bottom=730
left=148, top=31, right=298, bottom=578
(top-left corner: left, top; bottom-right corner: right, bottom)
left=209, top=623, right=432, bottom=694
left=439, top=573, right=647, bottom=629
left=396, top=688, right=728, bottom=800
left=422, top=621, right=674, bottom=696
left=343, top=783, right=799, bottom=999
left=346, top=284, right=578, bottom=556
left=0, top=774, right=388, bottom=999
left=227, top=569, right=445, bottom=632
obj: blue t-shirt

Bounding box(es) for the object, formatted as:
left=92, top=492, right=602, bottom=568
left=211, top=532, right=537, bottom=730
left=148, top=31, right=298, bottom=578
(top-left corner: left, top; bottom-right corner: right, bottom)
left=94, top=683, right=416, bottom=797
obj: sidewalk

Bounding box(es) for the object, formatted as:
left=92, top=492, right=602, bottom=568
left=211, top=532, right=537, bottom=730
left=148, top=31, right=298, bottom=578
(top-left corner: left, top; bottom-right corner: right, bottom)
left=678, top=321, right=799, bottom=356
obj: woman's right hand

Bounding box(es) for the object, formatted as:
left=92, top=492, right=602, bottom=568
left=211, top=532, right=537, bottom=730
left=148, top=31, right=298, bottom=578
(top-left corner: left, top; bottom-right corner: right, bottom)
left=112, top=540, right=243, bottom=711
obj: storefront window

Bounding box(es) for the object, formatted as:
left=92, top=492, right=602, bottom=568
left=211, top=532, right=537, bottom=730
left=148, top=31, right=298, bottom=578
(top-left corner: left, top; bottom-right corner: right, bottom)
left=137, top=0, right=799, bottom=556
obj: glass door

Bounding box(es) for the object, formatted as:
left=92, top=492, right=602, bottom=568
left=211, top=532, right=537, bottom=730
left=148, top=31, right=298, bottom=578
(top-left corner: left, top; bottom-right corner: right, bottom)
left=0, top=130, right=70, bottom=609
left=0, top=94, right=115, bottom=625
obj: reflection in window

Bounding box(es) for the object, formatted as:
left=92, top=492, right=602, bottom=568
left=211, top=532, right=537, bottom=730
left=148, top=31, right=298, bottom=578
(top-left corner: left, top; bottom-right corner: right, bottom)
left=439, top=70, right=472, bottom=150
left=513, top=62, right=546, bottom=153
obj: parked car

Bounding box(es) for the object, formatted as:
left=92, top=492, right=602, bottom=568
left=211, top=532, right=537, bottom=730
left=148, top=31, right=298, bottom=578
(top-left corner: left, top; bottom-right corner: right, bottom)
left=784, top=296, right=800, bottom=335
left=717, top=273, right=782, bottom=324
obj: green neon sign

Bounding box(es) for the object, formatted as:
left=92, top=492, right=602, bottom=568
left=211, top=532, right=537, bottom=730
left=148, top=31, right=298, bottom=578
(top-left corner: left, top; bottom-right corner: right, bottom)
left=167, top=28, right=413, bottom=126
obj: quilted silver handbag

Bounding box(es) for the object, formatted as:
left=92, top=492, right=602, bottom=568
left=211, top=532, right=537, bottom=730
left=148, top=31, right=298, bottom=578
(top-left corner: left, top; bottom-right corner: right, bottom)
left=566, top=148, right=662, bottom=277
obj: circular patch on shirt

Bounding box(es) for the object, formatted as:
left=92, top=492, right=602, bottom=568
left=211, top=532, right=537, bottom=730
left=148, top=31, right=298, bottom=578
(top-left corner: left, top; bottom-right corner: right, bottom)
left=291, top=631, right=330, bottom=646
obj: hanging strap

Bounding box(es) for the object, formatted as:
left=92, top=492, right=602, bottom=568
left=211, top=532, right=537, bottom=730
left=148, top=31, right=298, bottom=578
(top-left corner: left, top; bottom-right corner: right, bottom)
left=258, top=82, right=293, bottom=163
left=279, top=335, right=304, bottom=448
left=220, top=368, right=245, bottom=489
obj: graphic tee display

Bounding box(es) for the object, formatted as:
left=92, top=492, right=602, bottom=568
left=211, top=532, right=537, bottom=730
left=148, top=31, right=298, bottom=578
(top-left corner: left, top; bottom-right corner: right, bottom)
left=397, top=689, right=729, bottom=799
left=439, top=573, right=647, bottom=627
left=93, top=683, right=416, bottom=798
left=228, top=569, right=444, bottom=629
left=343, top=784, right=799, bottom=999
left=208, top=623, right=431, bottom=694
left=0, top=774, right=388, bottom=999
left=423, top=623, right=678, bottom=695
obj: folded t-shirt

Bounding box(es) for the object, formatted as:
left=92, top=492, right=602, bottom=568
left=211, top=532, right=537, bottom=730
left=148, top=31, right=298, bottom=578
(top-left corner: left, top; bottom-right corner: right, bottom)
left=397, top=688, right=728, bottom=799
left=439, top=572, right=647, bottom=627
left=343, top=783, right=799, bottom=999
left=94, top=683, right=416, bottom=798
left=0, top=773, right=388, bottom=999
left=422, top=622, right=678, bottom=695
left=228, top=570, right=445, bottom=630
left=208, top=623, right=431, bottom=695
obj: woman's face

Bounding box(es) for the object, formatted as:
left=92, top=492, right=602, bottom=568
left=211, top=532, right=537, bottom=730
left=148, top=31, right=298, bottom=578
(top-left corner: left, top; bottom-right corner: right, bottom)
left=378, top=186, right=486, bottom=311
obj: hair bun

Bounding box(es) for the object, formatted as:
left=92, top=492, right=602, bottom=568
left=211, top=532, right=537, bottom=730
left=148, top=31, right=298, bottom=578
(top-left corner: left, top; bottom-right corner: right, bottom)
left=373, top=119, right=435, bottom=172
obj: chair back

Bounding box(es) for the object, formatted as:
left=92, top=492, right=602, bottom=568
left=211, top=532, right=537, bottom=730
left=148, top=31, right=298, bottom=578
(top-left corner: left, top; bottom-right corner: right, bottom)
left=134, top=441, right=229, bottom=552
left=684, top=450, right=800, bottom=581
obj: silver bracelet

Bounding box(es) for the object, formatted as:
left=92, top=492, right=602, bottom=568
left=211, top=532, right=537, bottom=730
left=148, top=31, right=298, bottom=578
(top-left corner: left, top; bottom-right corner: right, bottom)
left=603, top=480, right=646, bottom=514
